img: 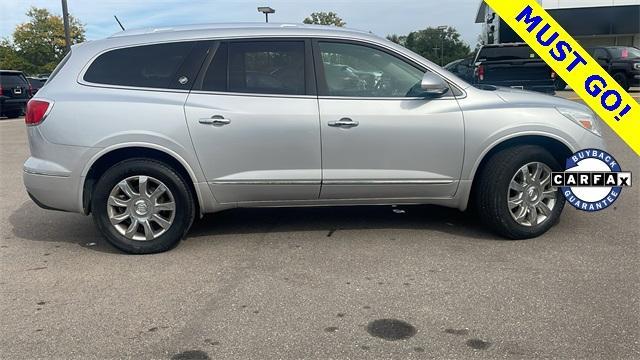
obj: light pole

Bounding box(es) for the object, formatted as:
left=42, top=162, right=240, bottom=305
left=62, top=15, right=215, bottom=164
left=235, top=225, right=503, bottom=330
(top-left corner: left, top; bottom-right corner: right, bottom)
left=258, top=7, right=275, bottom=23
left=437, top=25, right=447, bottom=66
left=61, top=0, right=71, bottom=54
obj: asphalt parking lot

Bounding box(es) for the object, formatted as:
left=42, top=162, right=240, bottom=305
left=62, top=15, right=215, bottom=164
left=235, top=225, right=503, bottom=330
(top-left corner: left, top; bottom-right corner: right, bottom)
left=1, top=92, right=638, bottom=359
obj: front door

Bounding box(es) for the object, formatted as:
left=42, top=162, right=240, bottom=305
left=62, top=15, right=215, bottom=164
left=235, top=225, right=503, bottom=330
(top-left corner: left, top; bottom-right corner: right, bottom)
left=185, top=40, right=321, bottom=203
left=313, top=40, right=465, bottom=200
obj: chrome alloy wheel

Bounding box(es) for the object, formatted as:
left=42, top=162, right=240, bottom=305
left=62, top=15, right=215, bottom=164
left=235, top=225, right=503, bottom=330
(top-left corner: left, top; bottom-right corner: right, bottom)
left=107, top=175, right=176, bottom=241
left=507, top=162, right=557, bottom=227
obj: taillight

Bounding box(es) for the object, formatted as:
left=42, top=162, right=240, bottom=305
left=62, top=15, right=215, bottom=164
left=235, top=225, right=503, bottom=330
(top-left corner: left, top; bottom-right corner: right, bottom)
left=28, top=83, right=33, bottom=97
left=25, top=99, right=51, bottom=126
left=475, top=65, right=485, bottom=81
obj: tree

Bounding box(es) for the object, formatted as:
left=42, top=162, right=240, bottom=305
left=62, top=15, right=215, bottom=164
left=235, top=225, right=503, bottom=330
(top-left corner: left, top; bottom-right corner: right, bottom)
left=387, top=26, right=472, bottom=66
left=4, top=7, right=85, bottom=74
left=303, top=12, right=346, bottom=27
left=386, top=34, right=406, bottom=46
left=0, top=40, right=29, bottom=71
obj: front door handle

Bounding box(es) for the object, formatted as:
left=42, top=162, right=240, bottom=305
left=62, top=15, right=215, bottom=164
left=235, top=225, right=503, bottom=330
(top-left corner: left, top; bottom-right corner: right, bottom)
left=328, top=118, right=359, bottom=128
left=199, top=115, right=231, bottom=126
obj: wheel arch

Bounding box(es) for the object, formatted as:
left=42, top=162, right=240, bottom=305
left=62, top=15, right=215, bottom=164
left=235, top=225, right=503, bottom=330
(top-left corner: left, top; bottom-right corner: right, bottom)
left=81, top=145, right=204, bottom=216
left=466, top=134, right=574, bottom=209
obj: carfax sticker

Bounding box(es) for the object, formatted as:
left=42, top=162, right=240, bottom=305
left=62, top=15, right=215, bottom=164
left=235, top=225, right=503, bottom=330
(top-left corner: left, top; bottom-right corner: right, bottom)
left=552, top=149, right=632, bottom=211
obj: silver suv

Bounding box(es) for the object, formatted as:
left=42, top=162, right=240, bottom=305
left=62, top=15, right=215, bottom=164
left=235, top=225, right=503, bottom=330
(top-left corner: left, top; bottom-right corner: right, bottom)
left=23, top=24, right=605, bottom=253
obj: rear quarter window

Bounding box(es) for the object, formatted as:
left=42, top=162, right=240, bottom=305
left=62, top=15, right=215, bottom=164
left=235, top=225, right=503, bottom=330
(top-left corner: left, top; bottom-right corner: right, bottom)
left=83, top=41, right=197, bottom=89
left=477, top=46, right=539, bottom=61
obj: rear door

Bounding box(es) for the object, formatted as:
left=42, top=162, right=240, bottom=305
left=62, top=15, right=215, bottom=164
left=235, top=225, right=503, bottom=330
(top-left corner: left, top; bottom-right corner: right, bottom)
left=184, top=39, right=322, bottom=203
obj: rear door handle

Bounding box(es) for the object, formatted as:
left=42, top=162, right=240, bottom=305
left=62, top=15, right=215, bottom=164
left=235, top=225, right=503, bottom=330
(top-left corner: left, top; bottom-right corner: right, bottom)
left=328, top=118, right=359, bottom=128
left=199, top=115, right=231, bottom=126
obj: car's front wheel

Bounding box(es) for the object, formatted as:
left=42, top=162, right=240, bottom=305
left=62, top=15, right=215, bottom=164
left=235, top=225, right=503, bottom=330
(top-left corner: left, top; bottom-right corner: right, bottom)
left=91, top=158, right=195, bottom=254
left=554, top=78, right=567, bottom=91
left=613, top=72, right=630, bottom=92
left=474, top=145, right=565, bottom=239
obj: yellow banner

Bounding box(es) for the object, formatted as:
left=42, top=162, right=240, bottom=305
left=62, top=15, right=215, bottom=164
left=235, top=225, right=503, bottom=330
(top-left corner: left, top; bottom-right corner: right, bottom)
left=484, top=0, right=640, bottom=156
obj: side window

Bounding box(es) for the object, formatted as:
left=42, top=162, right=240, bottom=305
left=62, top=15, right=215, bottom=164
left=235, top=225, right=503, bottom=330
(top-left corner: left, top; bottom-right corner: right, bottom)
left=200, top=42, right=228, bottom=92
left=317, top=42, right=426, bottom=97
left=83, top=42, right=196, bottom=88
left=593, top=48, right=609, bottom=60
left=226, top=41, right=305, bottom=95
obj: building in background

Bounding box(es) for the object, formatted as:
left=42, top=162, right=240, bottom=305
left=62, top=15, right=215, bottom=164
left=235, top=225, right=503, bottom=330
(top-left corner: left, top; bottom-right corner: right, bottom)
left=476, top=0, right=640, bottom=48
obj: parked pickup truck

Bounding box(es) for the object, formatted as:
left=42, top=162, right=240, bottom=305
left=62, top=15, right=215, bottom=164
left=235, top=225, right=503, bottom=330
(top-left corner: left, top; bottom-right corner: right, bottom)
left=447, top=43, right=556, bottom=94
left=589, top=46, right=640, bottom=91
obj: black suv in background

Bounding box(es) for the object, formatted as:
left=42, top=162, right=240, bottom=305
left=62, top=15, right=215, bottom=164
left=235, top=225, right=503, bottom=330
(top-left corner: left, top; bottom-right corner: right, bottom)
left=26, top=77, right=47, bottom=95
left=588, top=46, right=640, bottom=91
left=0, top=70, right=30, bottom=118
left=446, top=43, right=556, bottom=94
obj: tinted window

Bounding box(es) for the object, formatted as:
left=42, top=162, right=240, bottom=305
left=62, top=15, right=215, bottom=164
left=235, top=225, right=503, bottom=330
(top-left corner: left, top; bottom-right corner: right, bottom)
left=200, top=42, right=228, bottom=92
left=226, top=41, right=305, bottom=95
left=0, top=73, right=28, bottom=87
left=593, top=48, right=609, bottom=60
left=477, top=46, right=538, bottom=61
left=606, top=47, right=640, bottom=59
left=84, top=42, right=195, bottom=88
left=318, top=42, right=425, bottom=97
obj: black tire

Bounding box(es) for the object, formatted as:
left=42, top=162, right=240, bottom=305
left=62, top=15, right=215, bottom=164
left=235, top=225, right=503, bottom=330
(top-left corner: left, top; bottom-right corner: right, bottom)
left=554, top=78, right=566, bottom=91
left=4, top=110, right=22, bottom=119
left=613, top=73, right=630, bottom=92
left=474, top=145, right=565, bottom=240
left=91, top=158, right=195, bottom=254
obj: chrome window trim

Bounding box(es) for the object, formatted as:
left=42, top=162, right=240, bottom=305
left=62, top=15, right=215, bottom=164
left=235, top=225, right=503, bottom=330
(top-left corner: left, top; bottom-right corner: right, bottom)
left=189, top=90, right=316, bottom=100
left=76, top=34, right=467, bottom=98
left=317, top=95, right=458, bottom=101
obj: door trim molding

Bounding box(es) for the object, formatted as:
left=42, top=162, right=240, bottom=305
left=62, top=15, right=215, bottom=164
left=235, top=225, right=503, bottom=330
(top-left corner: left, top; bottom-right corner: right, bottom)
left=211, top=179, right=453, bottom=185
left=323, top=180, right=454, bottom=185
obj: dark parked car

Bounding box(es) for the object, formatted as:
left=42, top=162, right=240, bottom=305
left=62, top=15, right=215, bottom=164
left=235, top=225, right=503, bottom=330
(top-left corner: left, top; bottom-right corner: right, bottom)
left=0, top=70, right=30, bottom=118
left=27, top=77, right=47, bottom=95
left=588, top=46, right=640, bottom=91
left=444, top=58, right=474, bottom=83
left=447, top=44, right=556, bottom=94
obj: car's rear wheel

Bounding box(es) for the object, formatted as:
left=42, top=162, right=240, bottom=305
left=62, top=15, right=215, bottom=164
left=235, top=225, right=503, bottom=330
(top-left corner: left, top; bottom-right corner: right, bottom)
left=613, top=73, right=630, bottom=92
left=474, top=145, right=565, bottom=239
left=91, top=158, right=195, bottom=254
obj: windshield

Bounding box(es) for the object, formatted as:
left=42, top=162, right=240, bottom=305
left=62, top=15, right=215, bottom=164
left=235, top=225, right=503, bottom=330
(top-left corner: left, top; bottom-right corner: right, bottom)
left=606, top=47, right=640, bottom=59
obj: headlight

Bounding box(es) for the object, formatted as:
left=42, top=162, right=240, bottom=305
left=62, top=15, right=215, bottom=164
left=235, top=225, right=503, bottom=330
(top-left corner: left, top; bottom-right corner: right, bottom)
left=556, top=107, right=602, bottom=137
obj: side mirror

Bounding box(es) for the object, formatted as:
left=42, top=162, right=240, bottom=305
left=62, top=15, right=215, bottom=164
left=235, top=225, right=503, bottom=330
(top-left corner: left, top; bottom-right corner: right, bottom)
left=420, top=72, right=449, bottom=97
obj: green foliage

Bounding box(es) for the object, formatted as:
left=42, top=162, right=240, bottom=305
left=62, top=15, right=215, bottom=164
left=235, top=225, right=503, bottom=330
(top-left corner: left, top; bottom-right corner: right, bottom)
left=387, top=27, right=472, bottom=66
left=0, top=7, right=85, bottom=75
left=303, top=12, right=346, bottom=27
left=0, top=40, right=29, bottom=71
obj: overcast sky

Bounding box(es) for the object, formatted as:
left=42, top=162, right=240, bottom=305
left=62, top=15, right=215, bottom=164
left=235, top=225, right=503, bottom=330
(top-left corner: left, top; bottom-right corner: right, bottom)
left=0, top=0, right=483, bottom=46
